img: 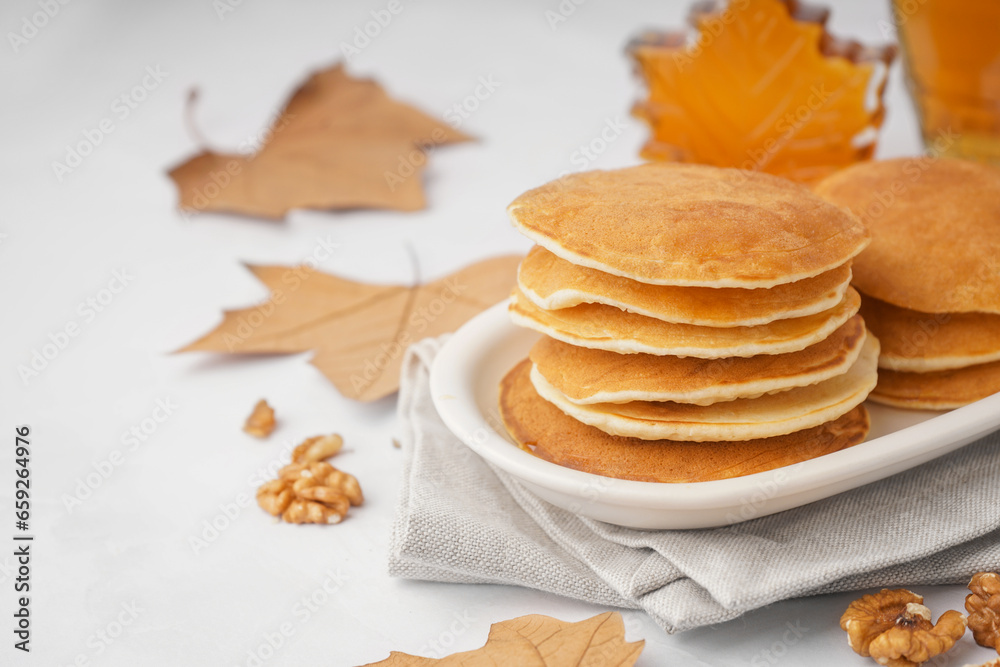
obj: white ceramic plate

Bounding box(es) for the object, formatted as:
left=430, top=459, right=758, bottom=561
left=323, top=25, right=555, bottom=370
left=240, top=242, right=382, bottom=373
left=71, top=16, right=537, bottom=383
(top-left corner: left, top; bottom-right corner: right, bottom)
left=430, top=300, right=1000, bottom=529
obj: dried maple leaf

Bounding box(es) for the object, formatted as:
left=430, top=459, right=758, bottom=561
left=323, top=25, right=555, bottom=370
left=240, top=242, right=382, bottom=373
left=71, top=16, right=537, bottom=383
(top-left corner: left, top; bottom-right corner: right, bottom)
left=360, top=612, right=644, bottom=666
left=178, top=254, right=520, bottom=401
left=168, top=63, right=471, bottom=219
left=628, top=0, right=896, bottom=183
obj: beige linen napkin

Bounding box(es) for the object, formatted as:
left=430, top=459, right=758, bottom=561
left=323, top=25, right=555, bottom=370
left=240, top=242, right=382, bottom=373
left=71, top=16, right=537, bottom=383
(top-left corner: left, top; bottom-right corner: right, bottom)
left=389, top=337, right=1000, bottom=632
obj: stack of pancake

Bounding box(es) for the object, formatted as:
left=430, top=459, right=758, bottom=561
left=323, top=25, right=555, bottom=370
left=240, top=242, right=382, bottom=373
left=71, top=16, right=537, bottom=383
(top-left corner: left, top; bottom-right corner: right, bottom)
left=498, top=164, right=880, bottom=483
left=815, top=158, right=1000, bottom=410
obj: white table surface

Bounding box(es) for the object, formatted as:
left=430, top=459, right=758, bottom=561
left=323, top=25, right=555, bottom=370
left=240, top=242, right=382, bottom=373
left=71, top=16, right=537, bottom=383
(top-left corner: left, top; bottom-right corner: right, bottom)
left=4, top=0, right=997, bottom=664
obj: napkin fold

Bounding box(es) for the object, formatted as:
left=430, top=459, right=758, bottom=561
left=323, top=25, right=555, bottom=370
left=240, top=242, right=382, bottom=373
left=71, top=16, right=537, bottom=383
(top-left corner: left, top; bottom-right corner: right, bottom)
left=389, top=337, right=1000, bottom=632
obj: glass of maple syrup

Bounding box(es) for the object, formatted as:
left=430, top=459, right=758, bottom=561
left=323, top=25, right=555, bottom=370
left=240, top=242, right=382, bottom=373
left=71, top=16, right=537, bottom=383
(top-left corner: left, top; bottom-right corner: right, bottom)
left=893, top=0, right=1000, bottom=164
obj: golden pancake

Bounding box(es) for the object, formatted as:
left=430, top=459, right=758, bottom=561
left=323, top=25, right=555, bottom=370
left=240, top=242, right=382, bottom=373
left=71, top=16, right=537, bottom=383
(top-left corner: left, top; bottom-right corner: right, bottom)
left=529, top=335, right=879, bottom=442
left=507, top=163, right=870, bottom=288
left=529, top=315, right=867, bottom=406
left=509, top=286, right=862, bottom=358
left=860, top=294, right=1000, bottom=372
left=499, top=359, right=870, bottom=483
left=518, top=246, right=853, bottom=327
left=869, top=359, right=1000, bottom=410
left=814, top=157, right=1000, bottom=314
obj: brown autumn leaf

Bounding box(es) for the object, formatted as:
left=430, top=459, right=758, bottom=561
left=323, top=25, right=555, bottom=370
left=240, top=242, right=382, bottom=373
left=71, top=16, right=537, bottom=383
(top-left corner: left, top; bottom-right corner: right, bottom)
left=168, top=63, right=472, bottom=219
left=178, top=254, right=521, bottom=401
left=360, top=612, right=644, bottom=666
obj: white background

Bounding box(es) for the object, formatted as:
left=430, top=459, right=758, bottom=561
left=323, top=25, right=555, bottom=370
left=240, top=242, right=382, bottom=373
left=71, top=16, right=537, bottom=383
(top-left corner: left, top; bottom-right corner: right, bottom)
left=2, top=0, right=996, bottom=665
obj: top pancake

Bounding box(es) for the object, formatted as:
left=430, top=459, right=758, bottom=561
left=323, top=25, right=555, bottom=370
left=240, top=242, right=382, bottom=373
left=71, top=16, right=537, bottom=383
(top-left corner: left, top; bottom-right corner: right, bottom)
left=507, top=163, right=870, bottom=288
left=518, top=245, right=852, bottom=327
left=814, top=157, right=1000, bottom=314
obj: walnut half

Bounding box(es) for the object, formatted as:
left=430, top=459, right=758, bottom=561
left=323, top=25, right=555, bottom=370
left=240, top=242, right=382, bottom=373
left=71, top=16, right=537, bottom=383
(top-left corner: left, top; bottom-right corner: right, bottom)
left=840, top=588, right=967, bottom=667
left=291, top=434, right=343, bottom=464
left=244, top=399, right=276, bottom=438
left=967, top=572, right=1000, bottom=652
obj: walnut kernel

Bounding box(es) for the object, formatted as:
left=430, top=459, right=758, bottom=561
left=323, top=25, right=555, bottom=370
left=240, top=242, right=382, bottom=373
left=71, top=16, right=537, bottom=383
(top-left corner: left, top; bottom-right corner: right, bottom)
left=282, top=495, right=350, bottom=525
left=256, top=461, right=363, bottom=525
left=279, top=461, right=363, bottom=506
left=256, top=479, right=294, bottom=516
left=966, top=572, right=1000, bottom=651
left=840, top=589, right=967, bottom=667
left=243, top=399, right=276, bottom=438
left=291, top=434, right=343, bottom=464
